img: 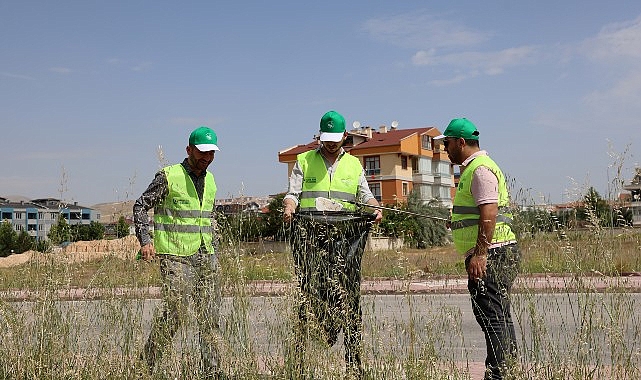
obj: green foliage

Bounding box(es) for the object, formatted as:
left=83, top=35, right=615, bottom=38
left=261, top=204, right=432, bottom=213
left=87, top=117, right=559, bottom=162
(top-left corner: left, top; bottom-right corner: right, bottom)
left=71, top=224, right=90, bottom=241
left=378, top=190, right=450, bottom=248
left=48, top=215, right=71, bottom=245
left=512, top=208, right=561, bottom=237
left=577, top=187, right=631, bottom=228
left=0, top=221, right=17, bottom=257
left=216, top=194, right=289, bottom=244
left=261, top=193, right=288, bottom=241
left=0, top=221, right=38, bottom=256
left=89, top=221, right=106, bottom=240
left=34, top=239, right=53, bottom=253
left=15, top=230, right=33, bottom=253
left=115, top=216, right=129, bottom=238
left=217, top=211, right=264, bottom=246
left=54, top=220, right=105, bottom=243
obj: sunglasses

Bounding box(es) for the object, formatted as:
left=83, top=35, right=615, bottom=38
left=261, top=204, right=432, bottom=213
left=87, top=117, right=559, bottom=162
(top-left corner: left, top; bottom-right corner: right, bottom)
left=443, top=137, right=459, bottom=148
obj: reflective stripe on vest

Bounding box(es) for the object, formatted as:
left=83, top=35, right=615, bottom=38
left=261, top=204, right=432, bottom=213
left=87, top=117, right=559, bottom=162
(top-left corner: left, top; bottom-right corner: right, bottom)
left=450, top=206, right=514, bottom=229
left=153, top=164, right=217, bottom=256
left=451, top=155, right=516, bottom=253
left=297, top=150, right=361, bottom=211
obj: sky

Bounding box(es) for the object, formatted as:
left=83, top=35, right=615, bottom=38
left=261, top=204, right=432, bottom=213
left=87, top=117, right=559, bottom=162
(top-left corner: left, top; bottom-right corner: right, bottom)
left=2, top=1, right=641, bottom=207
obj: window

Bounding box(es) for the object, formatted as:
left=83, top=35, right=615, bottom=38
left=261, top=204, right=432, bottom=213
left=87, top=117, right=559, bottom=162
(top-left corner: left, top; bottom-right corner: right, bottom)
left=1, top=212, right=11, bottom=220
left=14, top=212, right=23, bottom=219
left=82, top=213, right=90, bottom=220
left=28, top=212, right=37, bottom=219
left=421, top=135, right=432, bottom=150
left=402, top=182, right=409, bottom=196
left=28, top=224, right=37, bottom=231
left=412, top=157, right=419, bottom=173
left=439, top=186, right=451, bottom=200
left=369, top=182, right=381, bottom=202
left=364, top=156, right=380, bottom=175
left=433, top=161, right=452, bottom=176
left=401, top=156, right=408, bottom=170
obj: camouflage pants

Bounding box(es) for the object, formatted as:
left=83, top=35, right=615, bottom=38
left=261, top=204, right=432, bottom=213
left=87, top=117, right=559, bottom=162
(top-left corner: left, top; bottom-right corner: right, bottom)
left=141, top=251, right=222, bottom=378
left=290, top=213, right=372, bottom=379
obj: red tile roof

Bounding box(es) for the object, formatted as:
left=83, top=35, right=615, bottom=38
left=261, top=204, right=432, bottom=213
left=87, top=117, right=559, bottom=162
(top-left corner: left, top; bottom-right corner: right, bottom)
left=350, top=128, right=435, bottom=151
left=279, top=127, right=436, bottom=157
left=279, top=141, right=318, bottom=156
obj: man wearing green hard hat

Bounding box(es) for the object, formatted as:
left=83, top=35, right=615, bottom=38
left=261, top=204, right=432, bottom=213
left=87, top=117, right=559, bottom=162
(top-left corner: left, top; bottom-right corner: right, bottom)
left=283, top=110, right=382, bottom=379
left=133, top=126, right=225, bottom=378
left=436, top=118, right=520, bottom=380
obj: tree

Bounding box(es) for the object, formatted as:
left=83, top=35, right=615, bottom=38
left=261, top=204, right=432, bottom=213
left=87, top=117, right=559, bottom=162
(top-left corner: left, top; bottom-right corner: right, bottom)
left=216, top=211, right=263, bottom=246
left=0, top=220, right=17, bottom=257
left=34, top=239, right=52, bottom=253
left=576, top=187, right=630, bottom=228
left=378, top=190, right=450, bottom=248
left=88, top=221, right=105, bottom=240
left=512, top=208, right=559, bottom=237
left=261, top=193, right=288, bottom=241
left=48, top=215, right=71, bottom=245
left=15, top=230, right=33, bottom=253
left=71, top=223, right=91, bottom=242
left=116, top=216, right=129, bottom=238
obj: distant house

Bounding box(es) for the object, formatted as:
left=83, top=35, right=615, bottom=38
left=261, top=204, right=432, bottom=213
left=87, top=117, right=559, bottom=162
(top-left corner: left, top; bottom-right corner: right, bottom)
left=278, top=123, right=455, bottom=207
left=215, top=196, right=271, bottom=215
left=0, top=197, right=100, bottom=241
left=623, top=167, right=641, bottom=226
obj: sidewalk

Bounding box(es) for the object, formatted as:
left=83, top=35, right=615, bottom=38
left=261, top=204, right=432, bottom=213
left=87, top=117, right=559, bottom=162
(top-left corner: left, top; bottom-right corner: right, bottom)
left=249, top=273, right=641, bottom=296
left=2, top=274, right=640, bottom=301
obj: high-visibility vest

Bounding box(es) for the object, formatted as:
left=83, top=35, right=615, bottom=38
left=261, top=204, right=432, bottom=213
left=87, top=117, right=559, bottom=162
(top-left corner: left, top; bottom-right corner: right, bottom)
left=451, top=155, right=515, bottom=253
left=297, top=150, right=361, bottom=211
left=153, top=164, right=217, bottom=256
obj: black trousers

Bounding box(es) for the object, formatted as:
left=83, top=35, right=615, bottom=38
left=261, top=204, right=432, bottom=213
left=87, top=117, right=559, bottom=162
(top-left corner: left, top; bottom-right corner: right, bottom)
left=466, top=243, right=521, bottom=380
left=290, top=213, right=372, bottom=379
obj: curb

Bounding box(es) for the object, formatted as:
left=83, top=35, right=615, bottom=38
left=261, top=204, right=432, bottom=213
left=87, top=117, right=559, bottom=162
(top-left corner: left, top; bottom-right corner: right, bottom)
left=2, top=275, right=641, bottom=302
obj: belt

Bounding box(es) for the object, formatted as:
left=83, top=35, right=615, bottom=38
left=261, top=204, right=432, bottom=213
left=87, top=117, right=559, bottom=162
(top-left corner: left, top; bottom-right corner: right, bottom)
left=488, top=240, right=517, bottom=250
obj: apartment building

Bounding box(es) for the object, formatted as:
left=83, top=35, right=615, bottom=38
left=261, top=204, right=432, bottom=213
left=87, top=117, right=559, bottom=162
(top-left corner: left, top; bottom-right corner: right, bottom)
left=0, top=197, right=100, bottom=241
left=278, top=123, right=455, bottom=207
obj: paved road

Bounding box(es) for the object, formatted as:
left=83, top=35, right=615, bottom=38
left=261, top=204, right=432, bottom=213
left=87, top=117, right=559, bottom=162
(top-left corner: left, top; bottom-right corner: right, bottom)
left=5, top=286, right=641, bottom=378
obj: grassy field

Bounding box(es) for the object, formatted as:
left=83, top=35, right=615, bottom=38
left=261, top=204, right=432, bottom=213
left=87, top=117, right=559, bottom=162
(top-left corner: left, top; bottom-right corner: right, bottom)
left=1, top=228, right=640, bottom=379
left=2, top=228, right=640, bottom=290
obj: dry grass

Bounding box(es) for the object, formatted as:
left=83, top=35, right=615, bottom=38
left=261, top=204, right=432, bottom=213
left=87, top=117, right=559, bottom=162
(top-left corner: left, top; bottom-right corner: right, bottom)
left=2, top=229, right=640, bottom=291
left=1, top=229, right=640, bottom=379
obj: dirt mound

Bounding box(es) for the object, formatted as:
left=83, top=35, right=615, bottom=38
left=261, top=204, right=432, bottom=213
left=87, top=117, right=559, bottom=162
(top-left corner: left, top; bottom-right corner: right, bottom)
left=0, top=250, right=35, bottom=268
left=61, top=235, right=140, bottom=263
left=0, top=235, right=141, bottom=268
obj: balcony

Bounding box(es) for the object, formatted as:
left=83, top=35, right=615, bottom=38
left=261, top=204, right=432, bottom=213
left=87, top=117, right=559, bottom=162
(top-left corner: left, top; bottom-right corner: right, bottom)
left=365, top=168, right=381, bottom=176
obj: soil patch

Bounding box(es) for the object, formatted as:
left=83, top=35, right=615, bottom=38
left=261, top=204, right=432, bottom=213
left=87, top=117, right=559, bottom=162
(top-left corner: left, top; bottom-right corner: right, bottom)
left=0, top=235, right=140, bottom=268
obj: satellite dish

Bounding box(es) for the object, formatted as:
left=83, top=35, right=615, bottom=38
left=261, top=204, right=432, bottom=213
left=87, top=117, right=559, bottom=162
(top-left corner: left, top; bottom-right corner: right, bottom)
left=353, top=121, right=361, bottom=129
left=391, top=120, right=399, bottom=128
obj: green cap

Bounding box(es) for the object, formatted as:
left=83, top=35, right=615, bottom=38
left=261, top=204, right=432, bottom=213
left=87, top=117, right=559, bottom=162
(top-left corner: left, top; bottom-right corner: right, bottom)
left=319, top=110, right=346, bottom=142
left=189, top=126, right=219, bottom=152
left=435, top=118, right=480, bottom=140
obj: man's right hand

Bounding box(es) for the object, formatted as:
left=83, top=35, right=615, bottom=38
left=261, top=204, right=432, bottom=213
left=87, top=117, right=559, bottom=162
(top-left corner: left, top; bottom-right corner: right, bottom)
left=140, top=243, right=156, bottom=262
left=282, top=199, right=296, bottom=223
